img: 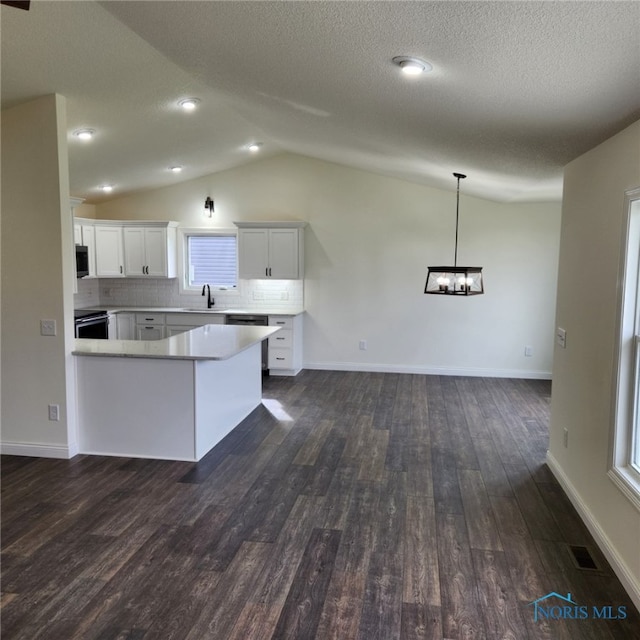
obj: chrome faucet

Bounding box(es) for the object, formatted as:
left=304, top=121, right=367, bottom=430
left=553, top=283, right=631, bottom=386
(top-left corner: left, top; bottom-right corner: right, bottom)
left=202, top=284, right=214, bottom=308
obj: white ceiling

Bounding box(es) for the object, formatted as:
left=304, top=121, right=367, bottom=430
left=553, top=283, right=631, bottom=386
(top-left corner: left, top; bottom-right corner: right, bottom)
left=2, top=0, right=639, bottom=204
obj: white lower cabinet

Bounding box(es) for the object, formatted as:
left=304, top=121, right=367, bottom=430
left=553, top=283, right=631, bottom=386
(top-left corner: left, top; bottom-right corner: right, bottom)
left=268, top=315, right=303, bottom=376
left=114, top=311, right=226, bottom=340
left=135, top=313, right=165, bottom=341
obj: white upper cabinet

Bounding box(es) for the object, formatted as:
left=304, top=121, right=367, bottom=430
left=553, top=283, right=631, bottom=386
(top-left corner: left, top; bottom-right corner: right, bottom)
left=95, top=225, right=125, bottom=277
left=123, top=226, right=176, bottom=277
left=235, top=222, right=306, bottom=279
left=78, top=220, right=177, bottom=279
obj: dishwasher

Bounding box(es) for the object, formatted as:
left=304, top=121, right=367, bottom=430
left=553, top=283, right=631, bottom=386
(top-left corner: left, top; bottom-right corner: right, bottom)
left=225, top=314, right=269, bottom=374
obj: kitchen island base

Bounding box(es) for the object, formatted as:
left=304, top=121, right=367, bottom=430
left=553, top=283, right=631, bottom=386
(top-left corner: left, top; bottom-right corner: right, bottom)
left=76, top=343, right=261, bottom=461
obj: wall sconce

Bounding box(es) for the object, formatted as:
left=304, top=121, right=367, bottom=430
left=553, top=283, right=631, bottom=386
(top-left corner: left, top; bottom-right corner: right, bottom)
left=204, top=197, right=214, bottom=217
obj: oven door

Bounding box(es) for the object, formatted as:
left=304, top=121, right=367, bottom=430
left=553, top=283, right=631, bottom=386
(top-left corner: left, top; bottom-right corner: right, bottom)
left=75, top=314, right=109, bottom=339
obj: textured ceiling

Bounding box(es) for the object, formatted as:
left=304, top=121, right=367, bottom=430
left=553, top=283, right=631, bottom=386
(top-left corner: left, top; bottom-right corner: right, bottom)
left=2, top=1, right=639, bottom=204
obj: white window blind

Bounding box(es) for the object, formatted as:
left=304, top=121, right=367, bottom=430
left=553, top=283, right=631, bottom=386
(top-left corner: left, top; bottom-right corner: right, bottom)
left=187, top=235, right=237, bottom=288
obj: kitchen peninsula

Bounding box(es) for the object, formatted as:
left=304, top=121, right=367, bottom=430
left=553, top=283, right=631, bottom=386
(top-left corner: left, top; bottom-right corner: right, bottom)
left=73, top=324, right=279, bottom=461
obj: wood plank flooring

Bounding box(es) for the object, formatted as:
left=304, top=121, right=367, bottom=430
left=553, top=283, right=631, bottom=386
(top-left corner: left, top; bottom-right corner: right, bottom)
left=2, top=371, right=638, bottom=639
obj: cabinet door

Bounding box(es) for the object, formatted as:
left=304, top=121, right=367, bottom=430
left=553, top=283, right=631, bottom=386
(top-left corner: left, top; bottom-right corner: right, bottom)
left=116, top=313, right=135, bottom=340
left=238, top=229, right=269, bottom=278
left=136, top=324, right=165, bottom=341
left=143, top=228, right=168, bottom=277
left=268, top=229, right=299, bottom=278
left=123, top=227, right=146, bottom=276
left=95, top=226, right=124, bottom=277
left=74, top=224, right=82, bottom=245
left=107, top=314, right=117, bottom=339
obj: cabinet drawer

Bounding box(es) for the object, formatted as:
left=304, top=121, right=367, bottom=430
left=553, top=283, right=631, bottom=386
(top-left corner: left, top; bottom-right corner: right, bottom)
left=269, top=329, right=292, bottom=348
left=269, top=316, right=294, bottom=329
left=269, top=348, right=292, bottom=369
left=135, top=313, right=165, bottom=324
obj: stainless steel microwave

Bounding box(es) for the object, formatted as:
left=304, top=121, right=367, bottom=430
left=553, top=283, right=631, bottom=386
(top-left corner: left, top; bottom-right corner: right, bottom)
left=76, top=245, right=89, bottom=278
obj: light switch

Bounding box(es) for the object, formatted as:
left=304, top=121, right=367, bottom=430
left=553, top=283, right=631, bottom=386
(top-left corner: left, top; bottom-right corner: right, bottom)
left=40, top=319, right=57, bottom=336
left=556, top=327, right=567, bottom=349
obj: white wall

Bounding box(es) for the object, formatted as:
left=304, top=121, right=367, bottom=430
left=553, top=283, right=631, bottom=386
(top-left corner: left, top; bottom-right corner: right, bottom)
left=548, top=119, right=640, bottom=607
left=96, top=153, right=561, bottom=377
left=1, top=94, right=77, bottom=458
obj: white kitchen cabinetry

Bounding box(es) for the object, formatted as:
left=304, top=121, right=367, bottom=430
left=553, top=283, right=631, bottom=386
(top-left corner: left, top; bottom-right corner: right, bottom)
left=268, top=314, right=303, bottom=376
left=78, top=219, right=178, bottom=279
left=95, top=225, right=125, bottom=277
left=135, top=313, right=165, bottom=341
left=115, top=313, right=135, bottom=340
left=235, top=221, right=306, bottom=279
left=123, top=224, right=177, bottom=278
left=165, top=313, right=225, bottom=336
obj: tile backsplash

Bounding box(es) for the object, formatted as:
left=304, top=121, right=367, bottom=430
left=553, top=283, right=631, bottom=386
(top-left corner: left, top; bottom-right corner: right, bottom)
left=75, top=277, right=303, bottom=310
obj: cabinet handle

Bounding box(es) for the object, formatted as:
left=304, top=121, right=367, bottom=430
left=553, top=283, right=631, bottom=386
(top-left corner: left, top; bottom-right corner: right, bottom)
left=145, top=326, right=154, bottom=329
left=146, top=266, right=149, bottom=274
left=265, top=267, right=268, bottom=276
left=276, top=357, right=285, bottom=360
left=120, top=265, right=123, bottom=274
left=269, top=267, right=272, bottom=276
left=276, top=337, right=285, bottom=340
left=276, top=321, right=285, bottom=324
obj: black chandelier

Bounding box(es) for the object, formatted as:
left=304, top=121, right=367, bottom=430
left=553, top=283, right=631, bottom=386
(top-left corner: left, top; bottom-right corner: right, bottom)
left=424, top=173, right=484, bottom=296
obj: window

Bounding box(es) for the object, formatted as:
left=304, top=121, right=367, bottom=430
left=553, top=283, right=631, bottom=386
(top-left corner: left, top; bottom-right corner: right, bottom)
left=610, top=189, right=640, bottom=510
left=180, top=230, right=238, bottom=291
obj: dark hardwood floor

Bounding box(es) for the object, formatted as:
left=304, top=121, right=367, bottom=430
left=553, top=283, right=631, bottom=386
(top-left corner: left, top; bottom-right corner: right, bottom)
left=2, top=371, right=638, bottom=639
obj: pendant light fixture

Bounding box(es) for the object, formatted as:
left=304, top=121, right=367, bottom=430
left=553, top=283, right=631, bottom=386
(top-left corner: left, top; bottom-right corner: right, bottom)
left=424, top=172, right=484, bottom=296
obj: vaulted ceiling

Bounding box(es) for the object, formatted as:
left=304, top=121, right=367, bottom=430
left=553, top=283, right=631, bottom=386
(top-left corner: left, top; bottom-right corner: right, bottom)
left=2, top=1, right=639, bottom=204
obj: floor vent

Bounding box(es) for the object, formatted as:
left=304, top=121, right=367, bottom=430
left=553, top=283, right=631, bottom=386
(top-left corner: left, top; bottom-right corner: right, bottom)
left=568, top=544, right=599, bottom=571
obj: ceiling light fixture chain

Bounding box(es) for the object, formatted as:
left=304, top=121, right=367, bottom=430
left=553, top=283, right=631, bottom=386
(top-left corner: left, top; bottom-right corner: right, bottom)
left=453, top=172, right=465, bottom=267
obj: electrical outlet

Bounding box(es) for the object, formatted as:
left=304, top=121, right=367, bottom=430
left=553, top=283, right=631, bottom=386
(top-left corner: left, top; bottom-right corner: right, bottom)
left=48, top=404, right=60, bottom=421
left=280, top=291, right=289, bottom=300
left=524, top=345, right=533, bottom=357
left=556, top=327, right=567, bottom=349
left=563, top=427, right=569, bottom=448
left=359, top=340, right=367, bottom=351
left=40, top=319, right=57, bottom=336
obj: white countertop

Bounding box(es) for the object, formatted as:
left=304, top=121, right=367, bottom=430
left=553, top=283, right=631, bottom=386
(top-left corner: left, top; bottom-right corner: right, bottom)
left=73, top=325, right=280, bottom=361
left=87, top=306, right=305, bottom=316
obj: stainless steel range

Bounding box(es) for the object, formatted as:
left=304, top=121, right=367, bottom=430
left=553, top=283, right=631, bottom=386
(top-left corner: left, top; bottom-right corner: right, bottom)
left=74, top=309, right=109, bottom=339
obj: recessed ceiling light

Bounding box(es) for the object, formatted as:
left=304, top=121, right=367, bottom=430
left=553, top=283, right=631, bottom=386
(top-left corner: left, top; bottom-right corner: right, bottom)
left=73, top=128, right=95, bottom=140
left=169, top=166, right=183, bottom=173
left=248, top=142, right=263, bottom=152
left=392, top=56, right=433, bottom=76
left=100, top=185, right=114, bottom=193
left=179, top=98, right=200, bottom=111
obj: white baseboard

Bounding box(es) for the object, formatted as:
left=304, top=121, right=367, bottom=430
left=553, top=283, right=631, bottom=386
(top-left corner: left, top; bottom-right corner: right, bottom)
left=0, top=441, right=75, bottom=459
left=304, top=361, right=552, bottom=380
left=546, top=451, right=640, bottom=612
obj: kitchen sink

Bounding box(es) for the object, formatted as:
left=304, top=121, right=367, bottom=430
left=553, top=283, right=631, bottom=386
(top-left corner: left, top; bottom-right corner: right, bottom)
left=179, top=307, right=227, bottom=312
